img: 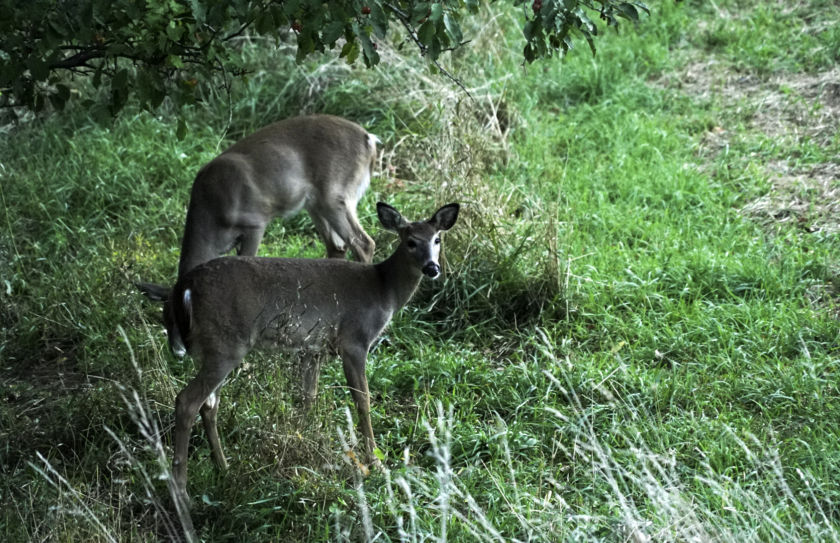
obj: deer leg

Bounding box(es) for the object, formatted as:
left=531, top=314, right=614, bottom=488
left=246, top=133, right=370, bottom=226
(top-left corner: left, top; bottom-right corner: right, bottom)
left=309, top=212, right=347, bottom=259
left=179, top=207, right=236, bottom=277
left=173, top=360, right=235, bottom=498
left=301, top=355, right=322, bottom=415
left=236, top=225, right=266, bottom=257
left=319, top=203, right=374, bottom=263
left=340, top=208, right=375, bottom=264
left=199, top=387, right=228, bottom=471
left=339, top=345, right=377, bottom=457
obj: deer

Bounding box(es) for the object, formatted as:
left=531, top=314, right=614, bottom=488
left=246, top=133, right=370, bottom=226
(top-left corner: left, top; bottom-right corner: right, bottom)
left=137, top=114, right=379, bottom=302
left=161, top=201, right=460, bottom=500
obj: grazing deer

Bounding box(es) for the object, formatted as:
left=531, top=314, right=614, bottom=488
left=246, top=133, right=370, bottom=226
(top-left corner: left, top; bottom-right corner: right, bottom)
left=163, top=202, right=459, bottom=499
left=137, top=114, right=379, bottom=301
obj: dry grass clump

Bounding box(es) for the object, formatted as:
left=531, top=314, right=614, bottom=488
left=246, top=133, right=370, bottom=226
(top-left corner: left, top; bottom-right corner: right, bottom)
left=659, top=58, right=840, bottom=235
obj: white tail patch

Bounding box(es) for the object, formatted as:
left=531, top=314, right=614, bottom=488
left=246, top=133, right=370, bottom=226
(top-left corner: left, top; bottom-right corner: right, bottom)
left=183, top=288, right=192, bottom=330
left=168, top=288, right=192, bottom=358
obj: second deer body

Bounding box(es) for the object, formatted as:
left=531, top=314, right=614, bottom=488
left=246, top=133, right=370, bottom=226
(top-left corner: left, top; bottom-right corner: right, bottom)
left=139, top=114, right=378, bottom=300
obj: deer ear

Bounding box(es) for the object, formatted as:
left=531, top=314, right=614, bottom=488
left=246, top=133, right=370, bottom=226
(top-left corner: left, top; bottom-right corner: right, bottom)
left=429, top=203, right=459, bottom=231
left=377, top=202, right=407, bottom=231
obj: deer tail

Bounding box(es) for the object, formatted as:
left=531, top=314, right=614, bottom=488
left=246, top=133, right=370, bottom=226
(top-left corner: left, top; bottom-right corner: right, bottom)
left=164, top=284, right=193, bottom=357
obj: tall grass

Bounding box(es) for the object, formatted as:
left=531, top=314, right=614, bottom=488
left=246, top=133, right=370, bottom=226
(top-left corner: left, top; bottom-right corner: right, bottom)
left=2, top=1, right=839, bottom=541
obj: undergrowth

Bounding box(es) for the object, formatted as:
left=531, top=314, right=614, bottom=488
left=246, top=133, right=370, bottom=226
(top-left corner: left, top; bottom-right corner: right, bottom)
left=2, top=1, right=839, bottom=541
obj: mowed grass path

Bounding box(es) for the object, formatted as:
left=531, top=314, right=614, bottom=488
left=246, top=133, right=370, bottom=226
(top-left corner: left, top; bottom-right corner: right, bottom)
left=1, top=1, right=839, bottom=541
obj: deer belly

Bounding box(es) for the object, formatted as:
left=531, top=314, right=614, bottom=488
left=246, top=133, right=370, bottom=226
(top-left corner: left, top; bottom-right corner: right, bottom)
left=255, top=309, right=338, bottom=352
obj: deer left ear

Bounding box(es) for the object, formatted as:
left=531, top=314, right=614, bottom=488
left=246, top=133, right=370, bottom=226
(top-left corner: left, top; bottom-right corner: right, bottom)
left=377, top=202, right=408, bottom=232
left=429, top=203, right=459, bottom=231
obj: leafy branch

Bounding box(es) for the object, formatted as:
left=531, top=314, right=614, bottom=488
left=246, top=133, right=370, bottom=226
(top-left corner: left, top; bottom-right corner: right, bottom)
left=0, top=0, right=648, bottom=118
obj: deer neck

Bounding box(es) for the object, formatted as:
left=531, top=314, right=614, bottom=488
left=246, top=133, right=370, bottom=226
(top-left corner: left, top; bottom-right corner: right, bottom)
left=375, top=246, right=425, bottom=312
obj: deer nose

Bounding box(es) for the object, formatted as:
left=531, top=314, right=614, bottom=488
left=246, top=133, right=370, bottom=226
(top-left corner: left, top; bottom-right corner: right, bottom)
left=422, top=262, right=441, bottom=278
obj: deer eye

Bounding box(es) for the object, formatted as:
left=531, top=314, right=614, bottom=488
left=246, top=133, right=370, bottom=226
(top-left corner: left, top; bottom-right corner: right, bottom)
left=434, top=237, right=441, bottom=244
left=407, top=239, right=417, bottom=249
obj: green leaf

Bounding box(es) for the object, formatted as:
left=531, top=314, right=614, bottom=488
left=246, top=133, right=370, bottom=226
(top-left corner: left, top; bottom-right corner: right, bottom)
left=255, top=11, right=275, bottom=34
left=523, top=20, right=536, bottom=41
left=417, top=20, right=435, bottom=47
left=167, top=54, right=184, bottom=68
left=428, top=35, right=441, bottom=59
left=176, top=117, right=188, bottom=140
left=322, top=21, right=345, bottom=45
left=189, top=0, right=207, bottom=23
left=359, top=31, right=380, bottom=67
left=166, top=21, right=184, bottom=42
left=26, top=57, right=49, bottom=81
left=112, top=69, right=128, bottom=91
left=411, top=2, right=430, bottom=24
left=443, top=13, right=462, bottom=43
left=340, top=40, right=359, bottom=63
left=429, top=3, right=443, bottom=23
left=524, top=43, right=536, bottom=62
left=582, top=28, right=596, bottom=55
left=617, top=3, right=639, bottom=21
left=369, top=3, right=388, bottom=39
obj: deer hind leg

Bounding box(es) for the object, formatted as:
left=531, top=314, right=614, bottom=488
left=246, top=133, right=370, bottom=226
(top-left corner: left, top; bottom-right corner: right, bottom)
left=339, top=344, right=377, bottom=457
left=200, top=386, right=228, bottom=471
left=310, top=201, right=374, bottom=263
left=341, top=207, right=375, bottom=263
left=173, top=358, right=236, bottom=497
left=309, top=210, right=348, bottom=259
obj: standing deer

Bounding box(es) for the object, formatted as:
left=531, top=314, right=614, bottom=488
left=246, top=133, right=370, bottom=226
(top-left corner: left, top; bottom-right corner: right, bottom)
left=138, top=114, right=379, bottom=301
left=163, top=201, right=459, bottom=499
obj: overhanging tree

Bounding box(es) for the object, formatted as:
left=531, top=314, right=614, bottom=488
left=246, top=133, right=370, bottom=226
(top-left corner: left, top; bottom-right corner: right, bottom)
left=0, top=0, right=648, bottom=117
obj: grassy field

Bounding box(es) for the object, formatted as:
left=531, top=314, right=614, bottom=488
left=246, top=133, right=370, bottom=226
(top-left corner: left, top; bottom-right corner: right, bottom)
left=2, top=1, right=839, bottom=541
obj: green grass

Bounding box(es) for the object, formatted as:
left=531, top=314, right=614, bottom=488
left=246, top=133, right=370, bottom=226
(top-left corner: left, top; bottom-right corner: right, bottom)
left=2, top=1, right=840, bottom=541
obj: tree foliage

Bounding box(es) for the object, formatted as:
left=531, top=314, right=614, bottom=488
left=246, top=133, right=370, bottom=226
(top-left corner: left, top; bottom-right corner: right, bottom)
left=0, top=0, right=648, bottom=117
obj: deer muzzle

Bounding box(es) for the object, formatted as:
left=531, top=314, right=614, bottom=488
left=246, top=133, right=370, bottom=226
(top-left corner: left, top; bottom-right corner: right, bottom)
left=422, top=262, right=441, bottom=278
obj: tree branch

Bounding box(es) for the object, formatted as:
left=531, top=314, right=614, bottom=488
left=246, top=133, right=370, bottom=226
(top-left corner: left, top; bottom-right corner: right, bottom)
left=49, top=47, right=106, bottom=70
left=383, top=3, right=473, bottom=100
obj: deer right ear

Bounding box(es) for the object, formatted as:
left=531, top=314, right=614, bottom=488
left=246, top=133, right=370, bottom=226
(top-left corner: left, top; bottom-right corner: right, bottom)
left=429, top=203, right=460, bottom=231
left=377, top=202, right=407, bottom=231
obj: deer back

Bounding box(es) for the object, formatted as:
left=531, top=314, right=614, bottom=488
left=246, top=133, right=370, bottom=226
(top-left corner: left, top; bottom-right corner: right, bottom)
left=214, top=115, right=377, bottom=215
left=169, top=256, right=395, bottom=359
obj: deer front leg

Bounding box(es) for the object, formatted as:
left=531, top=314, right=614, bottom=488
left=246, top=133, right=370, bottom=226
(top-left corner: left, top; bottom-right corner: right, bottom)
left=236, top=225, right=267, bottom=257
left=173, top=361, right=235, bottom=498
left=339, top=345, right=377, bottom=457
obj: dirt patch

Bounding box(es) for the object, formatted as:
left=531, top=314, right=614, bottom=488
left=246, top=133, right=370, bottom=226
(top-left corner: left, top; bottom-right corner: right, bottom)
left=657, top=60, right=840, bottom=234
left=662, top=61, right=840, bottom=148
left=741, top=160, right=840, bottom=234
